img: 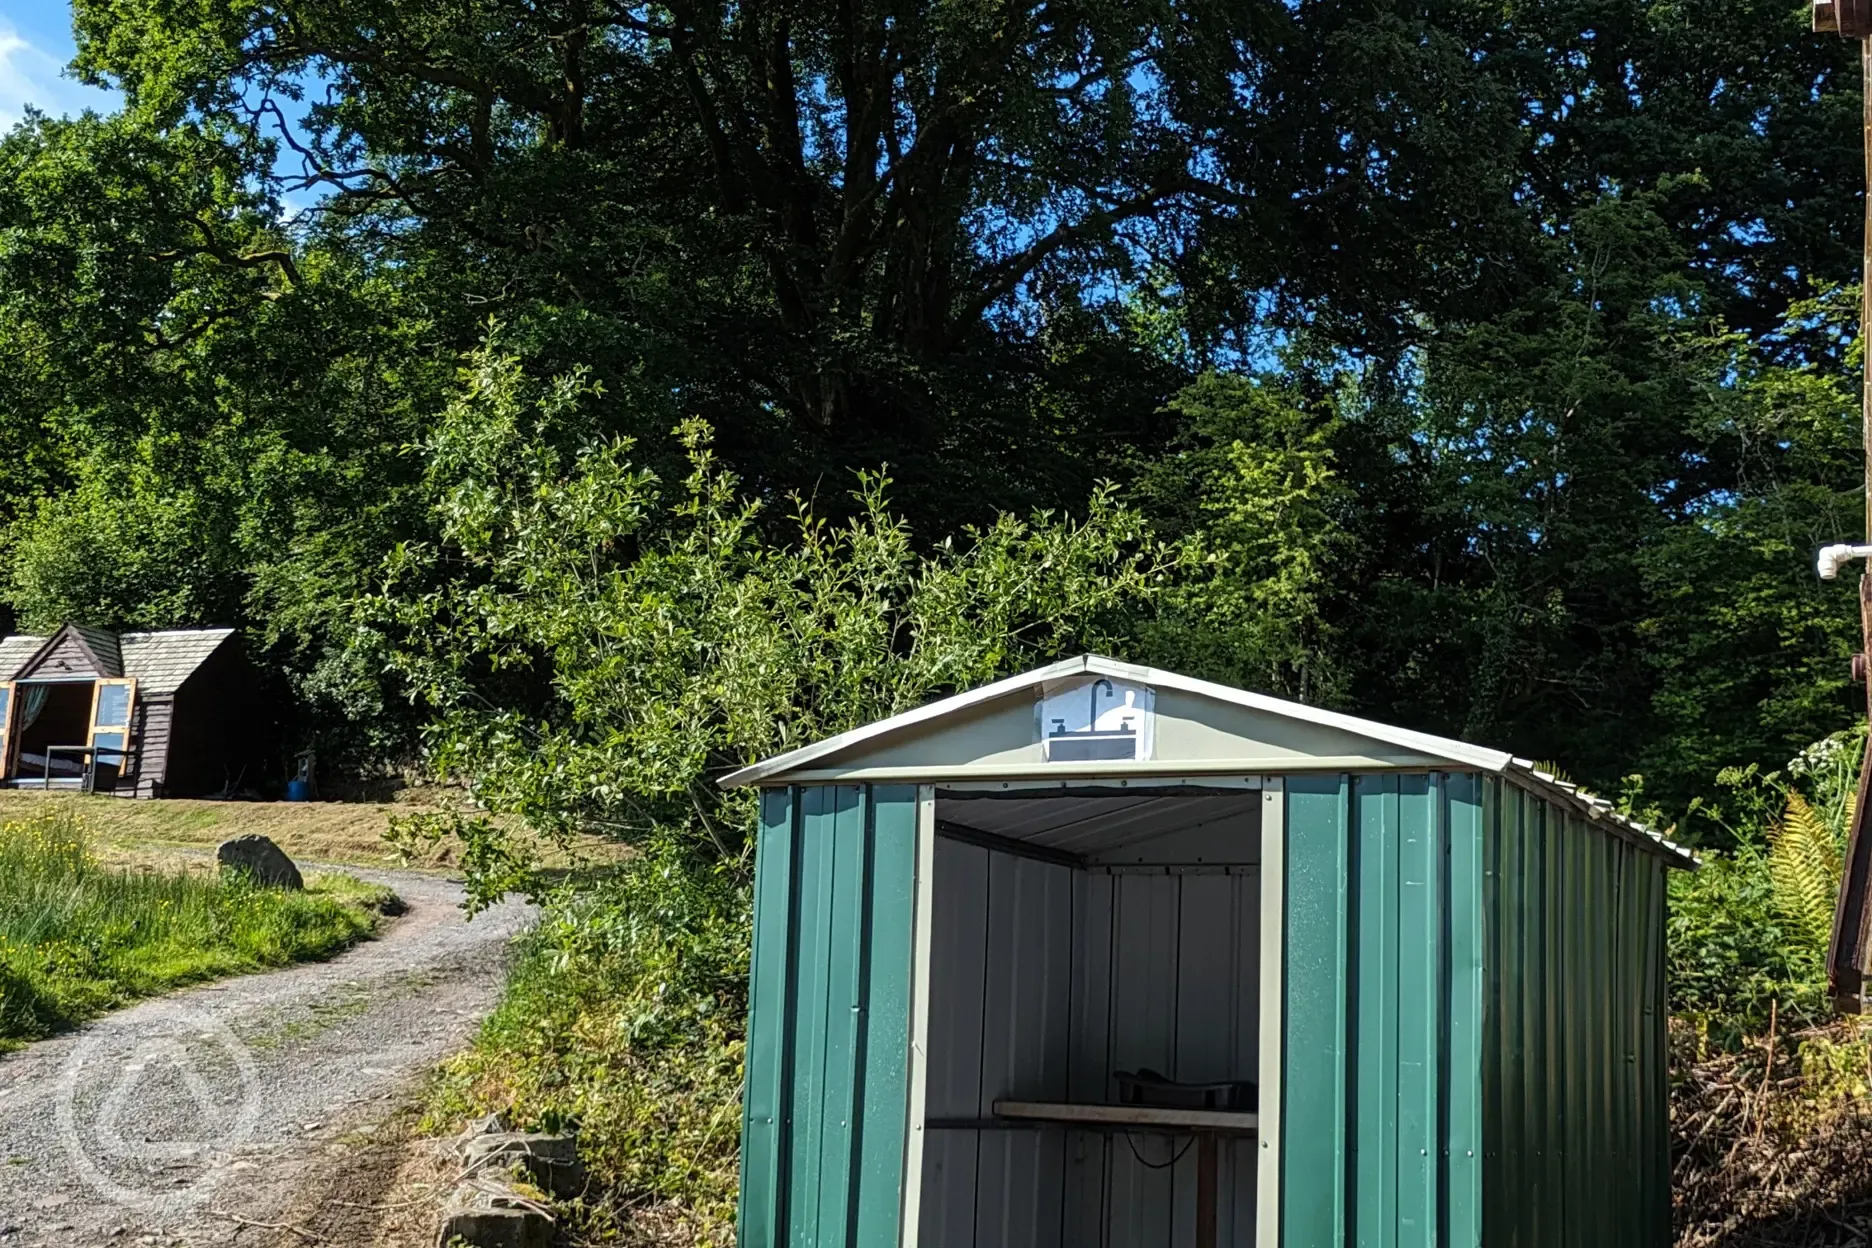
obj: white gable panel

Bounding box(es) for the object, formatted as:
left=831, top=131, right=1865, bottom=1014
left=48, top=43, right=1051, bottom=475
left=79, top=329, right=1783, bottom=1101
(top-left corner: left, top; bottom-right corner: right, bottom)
left=759, top=679, right=1451, bottom=784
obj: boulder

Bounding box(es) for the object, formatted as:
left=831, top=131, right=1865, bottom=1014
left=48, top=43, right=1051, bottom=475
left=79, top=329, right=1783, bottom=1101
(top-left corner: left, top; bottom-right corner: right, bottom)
left=215, top=835, right=304, bottom=890
left=462, top=1132, right=585, bottom=1200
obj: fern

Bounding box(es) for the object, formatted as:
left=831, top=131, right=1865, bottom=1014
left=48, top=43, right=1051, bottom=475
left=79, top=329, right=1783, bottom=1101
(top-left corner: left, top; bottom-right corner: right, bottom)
left=1768, top=791, right=1845, bottom=952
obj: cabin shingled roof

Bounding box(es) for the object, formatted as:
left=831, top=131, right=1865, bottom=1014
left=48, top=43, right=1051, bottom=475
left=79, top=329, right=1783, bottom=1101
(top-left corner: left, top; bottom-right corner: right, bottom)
left=0, top=627, right=235, bottom=695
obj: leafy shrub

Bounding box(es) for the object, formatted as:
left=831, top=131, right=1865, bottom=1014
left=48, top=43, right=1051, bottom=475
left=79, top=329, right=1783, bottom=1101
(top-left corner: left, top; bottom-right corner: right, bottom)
left=1668, top=730, right=1863, bottom=1044
left=429, top=848, right=747, bottom=1242
left=1767, top=791, right=1843, bottom=952
left=373, top=341, right=1173, bottom=906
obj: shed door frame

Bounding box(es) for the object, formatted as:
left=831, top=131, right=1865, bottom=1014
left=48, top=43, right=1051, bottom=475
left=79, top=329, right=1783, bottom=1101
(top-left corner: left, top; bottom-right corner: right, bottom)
left=87, top=678, right=137, bottom=791
left=1256, top=777, right=1284, bottom=1248
left=896, top=773, right=1284, bottom=1248
left=0, top=681, right=17, bottom=780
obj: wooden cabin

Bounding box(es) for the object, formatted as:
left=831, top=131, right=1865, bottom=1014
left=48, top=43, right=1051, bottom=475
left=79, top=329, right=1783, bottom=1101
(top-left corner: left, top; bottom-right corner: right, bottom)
left=0, top=624, right=257, bottom=797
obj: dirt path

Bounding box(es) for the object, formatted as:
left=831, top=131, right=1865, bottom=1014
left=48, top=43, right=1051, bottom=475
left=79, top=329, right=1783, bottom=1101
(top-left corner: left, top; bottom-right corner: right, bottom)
left=0, top=869, right=534, bottom=1247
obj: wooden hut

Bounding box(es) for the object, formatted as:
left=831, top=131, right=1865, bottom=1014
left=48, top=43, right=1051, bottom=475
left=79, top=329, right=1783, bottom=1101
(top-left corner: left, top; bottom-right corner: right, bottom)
left=722, top=654, right=1697, bottom=1248
left=0, top=623, right=257, bottom=797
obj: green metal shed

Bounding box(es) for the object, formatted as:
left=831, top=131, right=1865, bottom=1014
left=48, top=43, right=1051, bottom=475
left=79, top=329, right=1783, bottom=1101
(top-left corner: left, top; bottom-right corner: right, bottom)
left=721, top=655, right=1696, bottom=1248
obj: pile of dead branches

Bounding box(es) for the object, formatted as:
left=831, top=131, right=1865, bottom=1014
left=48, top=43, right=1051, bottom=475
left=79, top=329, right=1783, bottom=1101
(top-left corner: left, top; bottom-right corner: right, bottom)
left=1675, top=1009, right=1872, bottom=1247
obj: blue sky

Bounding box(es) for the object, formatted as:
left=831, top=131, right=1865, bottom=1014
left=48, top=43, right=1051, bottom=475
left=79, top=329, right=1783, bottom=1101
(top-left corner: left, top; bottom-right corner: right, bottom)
left=0, top=3, right=116, bottom=129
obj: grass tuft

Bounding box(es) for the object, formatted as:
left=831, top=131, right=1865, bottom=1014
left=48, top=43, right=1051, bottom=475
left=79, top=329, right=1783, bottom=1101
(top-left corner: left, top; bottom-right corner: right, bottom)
left=0, top=809, right=392, bottom=1048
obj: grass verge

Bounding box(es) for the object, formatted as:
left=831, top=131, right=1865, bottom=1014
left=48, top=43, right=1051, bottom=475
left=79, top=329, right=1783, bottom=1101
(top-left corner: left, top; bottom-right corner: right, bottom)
left=0, top=787, right=626, bottom=872
left=0, top=809, right=398, bottom=1049
left=426, top=851, right=747, bottom=1244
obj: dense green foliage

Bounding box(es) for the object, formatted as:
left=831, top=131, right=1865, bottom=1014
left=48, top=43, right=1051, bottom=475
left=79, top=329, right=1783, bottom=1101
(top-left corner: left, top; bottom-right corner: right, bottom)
left=373, top=340, right=1173, bottom=903
left=0, top=810, right=389, bottom=1046
left=0, top=0, right=1854, bottom=825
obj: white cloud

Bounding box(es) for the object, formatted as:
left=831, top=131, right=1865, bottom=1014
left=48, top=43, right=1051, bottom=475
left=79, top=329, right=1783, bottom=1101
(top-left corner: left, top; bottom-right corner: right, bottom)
left=0, top=21, right=116, bottom=132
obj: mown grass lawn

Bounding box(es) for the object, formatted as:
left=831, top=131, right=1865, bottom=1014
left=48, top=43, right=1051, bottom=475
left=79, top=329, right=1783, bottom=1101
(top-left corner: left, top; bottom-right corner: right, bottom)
left=0, top=810, right=397, bottom=1049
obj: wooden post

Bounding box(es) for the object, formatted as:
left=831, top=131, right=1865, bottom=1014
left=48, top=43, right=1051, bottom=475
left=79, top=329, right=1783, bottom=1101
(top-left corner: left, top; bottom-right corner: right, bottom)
left=1863, top=37, right=1872, bottom=545
left=1196, top=1131, right=1218, bottom=1248
left=1817, top=3, right=1872, bottom=1014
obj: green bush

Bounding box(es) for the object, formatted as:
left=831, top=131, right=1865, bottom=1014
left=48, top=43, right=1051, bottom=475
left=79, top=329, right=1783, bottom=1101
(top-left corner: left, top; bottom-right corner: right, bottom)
left=371, top=345, right=1177, bottom=909
left=1666, top=730, right=1863, bottom=1044
left=429, top=847, right=747, bottom=1241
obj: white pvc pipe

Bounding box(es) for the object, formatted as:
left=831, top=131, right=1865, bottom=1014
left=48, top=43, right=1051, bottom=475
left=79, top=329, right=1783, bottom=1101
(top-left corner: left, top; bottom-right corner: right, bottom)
left=1817, top=543, right=1872, bottom=579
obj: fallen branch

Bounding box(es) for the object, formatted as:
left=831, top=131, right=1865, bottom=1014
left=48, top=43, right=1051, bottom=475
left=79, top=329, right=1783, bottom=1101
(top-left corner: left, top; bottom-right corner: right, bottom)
left=208, top=1209, right=323, bottom=1243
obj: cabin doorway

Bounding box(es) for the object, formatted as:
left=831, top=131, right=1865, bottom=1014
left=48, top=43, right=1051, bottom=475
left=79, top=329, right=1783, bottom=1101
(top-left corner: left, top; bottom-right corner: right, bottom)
left=13, top=682, right=97, bottom=784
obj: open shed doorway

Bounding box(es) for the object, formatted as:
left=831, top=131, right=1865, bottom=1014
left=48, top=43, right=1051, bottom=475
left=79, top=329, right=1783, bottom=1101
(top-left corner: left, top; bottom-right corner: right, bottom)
left=918, top=783, right=1270, bottom=1248
left=13, top=681, right=96, bottom=784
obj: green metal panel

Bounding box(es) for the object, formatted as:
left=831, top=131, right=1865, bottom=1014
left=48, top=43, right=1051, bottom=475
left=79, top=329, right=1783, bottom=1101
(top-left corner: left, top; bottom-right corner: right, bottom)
left=1307, top=774, right=1482, bottom=1248
left=808, top=787, right=865, bottom=1247
left=1471, top=796, right=1672, bottom=1248
left=786, top=785, right=835, bottom=1246
left=1393, top=774, right=1441, bottom=1246
left=1564, top=813, right=1588, bottom=1246
left=739, top=788, right=798, bottom=1247
left=1353, top=775, right=1401, bottom=1248
left=1645, top=857, right=1671, bottom=1248
left=1499, top=783, right=1527, bottom=1248
left=1477, top=779, right=1506, bottom=1248
left=1519, top=796, right=1548, bottom=1248
left=1283, top=773, right=1352, bottom=1248
left=1444, top=773, right=1486, bottom=1248
left=1282, top=772, right=1670, bottom=1248
left=851, top=786, right=918, bottom=1245
left=737, top=784, right=920, bottom=1248
left=1541, top=801, right=1564, bottom=1248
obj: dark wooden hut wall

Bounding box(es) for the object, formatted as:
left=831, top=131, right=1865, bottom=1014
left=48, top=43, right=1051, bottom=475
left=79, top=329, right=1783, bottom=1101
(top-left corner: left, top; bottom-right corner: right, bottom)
left=128, top=699, right=172, bottom=798
left=162, top=642, right=261, bottom=796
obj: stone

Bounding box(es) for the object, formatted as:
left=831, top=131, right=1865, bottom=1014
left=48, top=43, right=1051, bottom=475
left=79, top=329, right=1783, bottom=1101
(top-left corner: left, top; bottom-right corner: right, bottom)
left=435, top=1207, right=552, bottom=1248
left=450, top=1113, right=507, bottom=1153
left=461, top=1132, right=585, bottom=1199
left=215, top=835, right=304, bottom=890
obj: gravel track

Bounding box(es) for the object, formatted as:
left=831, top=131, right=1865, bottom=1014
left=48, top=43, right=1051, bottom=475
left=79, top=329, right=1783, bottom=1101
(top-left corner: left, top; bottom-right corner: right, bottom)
left=0, top=869, right=534, bottom=1247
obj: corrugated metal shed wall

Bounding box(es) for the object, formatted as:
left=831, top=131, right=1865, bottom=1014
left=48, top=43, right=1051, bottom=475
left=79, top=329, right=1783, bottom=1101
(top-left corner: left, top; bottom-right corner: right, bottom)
left=1477, top=778, right=1670, bottom=1248
left=1279, top=773, right=1669, bottom=1248
left=920, top=838, right=1073, bottom=1246
left=739, top=773, right=1673, bottom=1248
left=919, top=831, right=1260, bottom=1248
left=739, top=784, right=919, bottom=1248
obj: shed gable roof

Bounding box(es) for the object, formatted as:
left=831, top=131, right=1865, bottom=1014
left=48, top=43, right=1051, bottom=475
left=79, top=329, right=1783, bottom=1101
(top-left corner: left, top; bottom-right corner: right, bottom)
left=12, top=623, right=124, bottom=680
left=117, top=629, right=236, bottom=694
left=722, top=654, right=1696, bottom=867
left=0, top=626, right=236, bottom=695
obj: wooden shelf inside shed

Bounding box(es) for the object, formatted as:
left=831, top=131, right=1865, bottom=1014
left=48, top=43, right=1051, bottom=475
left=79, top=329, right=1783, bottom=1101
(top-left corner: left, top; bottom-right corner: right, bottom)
left=991, top=1099, right=1258, bottom=1134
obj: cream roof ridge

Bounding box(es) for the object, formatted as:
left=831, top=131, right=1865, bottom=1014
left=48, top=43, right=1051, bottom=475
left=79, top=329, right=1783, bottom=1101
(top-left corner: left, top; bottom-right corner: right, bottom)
left=721, top=653, right=1512, bottom=787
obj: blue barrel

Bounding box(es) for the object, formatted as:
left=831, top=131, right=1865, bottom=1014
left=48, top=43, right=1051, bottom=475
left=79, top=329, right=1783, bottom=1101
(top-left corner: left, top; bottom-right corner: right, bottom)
left=285, top=778, right=311, bottom=802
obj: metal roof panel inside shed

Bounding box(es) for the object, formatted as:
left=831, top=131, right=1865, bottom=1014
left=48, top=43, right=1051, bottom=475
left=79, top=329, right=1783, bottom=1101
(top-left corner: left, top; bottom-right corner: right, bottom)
left=937, top=787, right=1263, bottom=863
